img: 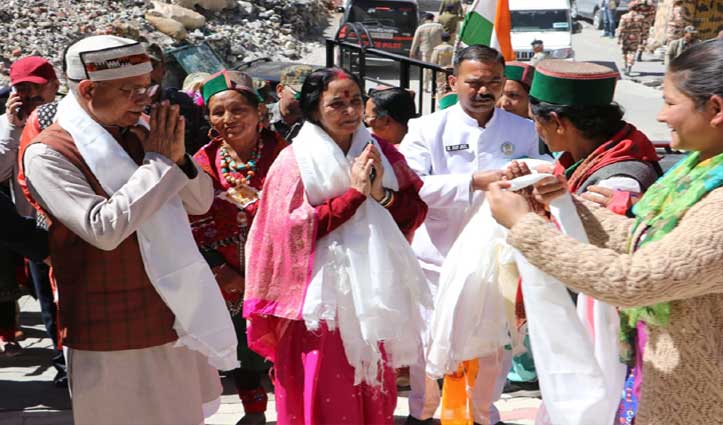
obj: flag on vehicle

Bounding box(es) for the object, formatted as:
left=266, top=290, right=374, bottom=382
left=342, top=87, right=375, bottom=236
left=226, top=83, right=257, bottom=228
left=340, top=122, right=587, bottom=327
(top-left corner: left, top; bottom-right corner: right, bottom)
left=458, top=0, right=515, bottom=61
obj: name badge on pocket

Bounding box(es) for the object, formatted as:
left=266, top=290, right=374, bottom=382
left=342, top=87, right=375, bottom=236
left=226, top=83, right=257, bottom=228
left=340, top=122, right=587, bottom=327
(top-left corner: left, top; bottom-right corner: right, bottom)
left=445, top=144, right=470, bottom=152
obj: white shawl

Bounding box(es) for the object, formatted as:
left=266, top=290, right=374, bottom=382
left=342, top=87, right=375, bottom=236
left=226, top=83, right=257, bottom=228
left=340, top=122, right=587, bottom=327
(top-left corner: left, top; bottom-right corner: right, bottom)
left=56, top=93, right=238, bottom=371
left=294, top=122, right=432, bottom=386
left=427, top=168, right=625, bottom=425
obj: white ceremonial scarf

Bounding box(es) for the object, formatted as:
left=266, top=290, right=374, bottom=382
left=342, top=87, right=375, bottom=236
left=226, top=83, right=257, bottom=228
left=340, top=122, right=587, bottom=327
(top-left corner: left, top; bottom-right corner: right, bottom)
left=511, top=173, right=626, bottom=425
left=294, top=122, right=432, bottom=386
left=426, top=159, right=552, bottom=379
left=56, top=93, right=238, bottom=371
left=427, top=166, right=625, bottom=425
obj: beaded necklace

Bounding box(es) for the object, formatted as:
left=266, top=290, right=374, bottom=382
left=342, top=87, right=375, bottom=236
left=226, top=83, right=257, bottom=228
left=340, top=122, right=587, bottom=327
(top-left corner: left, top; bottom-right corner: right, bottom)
left=219, top=138, right=264, bottom=187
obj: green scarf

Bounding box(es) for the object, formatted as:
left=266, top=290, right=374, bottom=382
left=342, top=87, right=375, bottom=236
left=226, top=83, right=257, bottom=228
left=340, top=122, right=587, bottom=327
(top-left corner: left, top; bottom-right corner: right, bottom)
left=619, top=151, right=723, bottom=361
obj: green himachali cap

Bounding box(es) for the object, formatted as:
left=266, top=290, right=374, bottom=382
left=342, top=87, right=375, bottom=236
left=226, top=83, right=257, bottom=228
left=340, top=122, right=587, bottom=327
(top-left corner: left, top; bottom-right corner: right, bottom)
left=529, top=60, right=619, bottom=106
left=201, top=70, right=262, bottom=106
left=504, top=61, right=535, bottom=90
left=438, top=93, right=458, bottom=110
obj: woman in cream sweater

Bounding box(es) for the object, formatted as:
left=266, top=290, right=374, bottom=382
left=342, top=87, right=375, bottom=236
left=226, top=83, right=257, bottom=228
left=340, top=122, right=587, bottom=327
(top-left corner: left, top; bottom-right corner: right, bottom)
left=487, top=40, right=723, bottom=424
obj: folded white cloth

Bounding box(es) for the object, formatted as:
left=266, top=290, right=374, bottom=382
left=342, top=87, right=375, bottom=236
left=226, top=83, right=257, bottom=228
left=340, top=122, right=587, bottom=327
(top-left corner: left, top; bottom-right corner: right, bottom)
left=512, top=173, right=626, bottom=425
left=426, top=158, right=552, bottom=378
left=295, top=122, right=432, bottom=386
left=56, top=93, right=238, bottom=371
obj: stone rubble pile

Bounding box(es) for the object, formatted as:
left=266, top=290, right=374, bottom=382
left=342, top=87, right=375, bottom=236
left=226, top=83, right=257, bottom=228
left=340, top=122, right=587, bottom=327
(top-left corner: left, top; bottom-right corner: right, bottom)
left=0, top=0, right=331, bottom=86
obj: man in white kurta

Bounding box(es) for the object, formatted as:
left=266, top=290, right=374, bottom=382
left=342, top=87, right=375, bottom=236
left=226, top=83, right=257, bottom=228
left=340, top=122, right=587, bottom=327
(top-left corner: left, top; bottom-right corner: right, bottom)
left=400, top=45, right=548, bottom=425
left=22, top=36, right=237, bottom=425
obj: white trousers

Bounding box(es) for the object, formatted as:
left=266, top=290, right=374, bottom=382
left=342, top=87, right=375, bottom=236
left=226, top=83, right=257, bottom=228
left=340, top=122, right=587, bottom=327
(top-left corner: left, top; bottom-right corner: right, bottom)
left=408, top=269, right=513, bottom=423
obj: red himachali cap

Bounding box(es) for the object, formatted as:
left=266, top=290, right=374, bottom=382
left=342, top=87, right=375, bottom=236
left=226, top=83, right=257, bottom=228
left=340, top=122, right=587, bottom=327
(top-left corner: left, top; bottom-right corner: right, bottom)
left=10, top=56, right=57, bottom=85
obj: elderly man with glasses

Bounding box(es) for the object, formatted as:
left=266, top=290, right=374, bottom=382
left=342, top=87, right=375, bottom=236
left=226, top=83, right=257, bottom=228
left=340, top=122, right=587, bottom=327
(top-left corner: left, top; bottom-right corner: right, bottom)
left=19, top=35, right=238, bottom=425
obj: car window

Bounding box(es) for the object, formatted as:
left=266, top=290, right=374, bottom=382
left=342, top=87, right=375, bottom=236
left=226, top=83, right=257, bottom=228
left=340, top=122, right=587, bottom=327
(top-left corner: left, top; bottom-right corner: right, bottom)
left=170, top=44, right=227, bottom=75
left=511, top=9, right=570, bottom=32
left=348, top=0, right=417, bottom=35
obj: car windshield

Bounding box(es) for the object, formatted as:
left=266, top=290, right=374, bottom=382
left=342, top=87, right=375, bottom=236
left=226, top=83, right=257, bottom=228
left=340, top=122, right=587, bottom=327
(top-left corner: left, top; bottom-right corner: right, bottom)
left=511, top=9, right=570, bottom=32
left=170, top=44, right=226, bottom=74
left=348, top=0, right=417, bottom=35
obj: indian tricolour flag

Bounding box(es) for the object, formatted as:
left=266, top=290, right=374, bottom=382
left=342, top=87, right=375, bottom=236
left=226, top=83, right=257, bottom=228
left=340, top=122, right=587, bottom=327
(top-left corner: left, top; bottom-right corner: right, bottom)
left=458, top=0, right=515, bottom=61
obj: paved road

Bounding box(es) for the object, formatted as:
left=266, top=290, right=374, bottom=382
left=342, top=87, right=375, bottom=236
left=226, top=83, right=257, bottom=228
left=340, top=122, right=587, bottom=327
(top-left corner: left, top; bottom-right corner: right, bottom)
left=0, top=297, right=539, bottom=425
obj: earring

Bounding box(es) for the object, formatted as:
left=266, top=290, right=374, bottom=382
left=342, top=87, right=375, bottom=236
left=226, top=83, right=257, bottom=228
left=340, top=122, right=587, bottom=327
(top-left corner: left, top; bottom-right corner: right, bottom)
left=208, top=127, right=220, bottom=139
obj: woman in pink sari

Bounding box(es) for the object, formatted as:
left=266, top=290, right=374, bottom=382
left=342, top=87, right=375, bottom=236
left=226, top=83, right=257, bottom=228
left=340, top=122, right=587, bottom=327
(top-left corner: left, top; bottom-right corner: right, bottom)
left=243, top=67, right=431, bottom=424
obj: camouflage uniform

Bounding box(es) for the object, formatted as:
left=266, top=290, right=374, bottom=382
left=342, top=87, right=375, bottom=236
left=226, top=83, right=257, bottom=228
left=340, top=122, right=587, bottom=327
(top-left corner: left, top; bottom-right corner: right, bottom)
left=667, top=4, right=690, bottom=43
left=430, top=41, right=454, bottom=94
left=637, top=0, right=657, bottom=57
left=617, top=7, right=646, bottom=73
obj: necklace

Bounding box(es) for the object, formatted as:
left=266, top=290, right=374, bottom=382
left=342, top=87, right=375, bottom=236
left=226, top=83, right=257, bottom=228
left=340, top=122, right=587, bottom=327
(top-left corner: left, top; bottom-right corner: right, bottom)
left=219, top=138, right=264, bottom=187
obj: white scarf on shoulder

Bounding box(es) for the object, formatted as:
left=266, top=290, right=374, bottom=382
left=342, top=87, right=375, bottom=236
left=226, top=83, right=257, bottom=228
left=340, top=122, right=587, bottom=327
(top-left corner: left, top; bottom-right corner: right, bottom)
left=294, top=122, right=432, bottom=386
left=56, top=93, right=238, bottom=371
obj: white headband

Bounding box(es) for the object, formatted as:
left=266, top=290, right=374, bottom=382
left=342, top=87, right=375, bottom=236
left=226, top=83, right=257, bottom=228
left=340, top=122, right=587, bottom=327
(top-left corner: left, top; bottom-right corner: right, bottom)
left=65, top=35, right=153, bottom=82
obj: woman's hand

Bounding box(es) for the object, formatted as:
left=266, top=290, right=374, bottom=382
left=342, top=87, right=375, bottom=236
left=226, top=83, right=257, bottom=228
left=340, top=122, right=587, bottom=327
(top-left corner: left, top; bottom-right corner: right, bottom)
left=364, top=143, right=386, bottom=201
left=580, top=185, right=616, bottom=207
left=351, top=148, right=374, bottom=196
left=532, top=175, right=569, bottom=205
left=213, top=264, right=245, bottom=295
left=487, top=181, right=532, bottom=229
left=504, top=160, right=532, bottom=180
left=504, top=161, right=546, bottom=214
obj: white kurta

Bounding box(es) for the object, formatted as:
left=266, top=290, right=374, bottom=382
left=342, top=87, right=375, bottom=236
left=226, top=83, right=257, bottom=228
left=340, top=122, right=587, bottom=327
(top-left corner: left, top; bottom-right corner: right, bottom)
left=400, top=104, right=547, bottom=274
left=398, top=104, right=547, bottom=422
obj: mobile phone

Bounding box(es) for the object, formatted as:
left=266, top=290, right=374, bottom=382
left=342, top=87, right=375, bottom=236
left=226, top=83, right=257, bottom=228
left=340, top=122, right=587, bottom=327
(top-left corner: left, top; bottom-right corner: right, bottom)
left=366, top=140, right=376, bottom=182
left=10, top=86, right=23, bottom=120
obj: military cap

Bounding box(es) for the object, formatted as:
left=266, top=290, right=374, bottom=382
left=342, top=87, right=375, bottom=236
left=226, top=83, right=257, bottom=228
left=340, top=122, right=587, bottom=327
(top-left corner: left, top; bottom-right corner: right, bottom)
left=280, top=65, right=313, bottom=93
left=529, top=60, right=619, bottom=106
left=504, top=61, right=535, bottom=90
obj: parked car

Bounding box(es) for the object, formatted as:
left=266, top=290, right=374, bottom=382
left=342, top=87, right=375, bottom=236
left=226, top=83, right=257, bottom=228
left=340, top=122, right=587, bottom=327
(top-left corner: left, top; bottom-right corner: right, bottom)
left=571, top=0, right=632, bottom=30
left=164, top=43, right=317, bottom=99
left=510, top=0, right=581, bottom=61
left=336, top=0, right=419, bottom=57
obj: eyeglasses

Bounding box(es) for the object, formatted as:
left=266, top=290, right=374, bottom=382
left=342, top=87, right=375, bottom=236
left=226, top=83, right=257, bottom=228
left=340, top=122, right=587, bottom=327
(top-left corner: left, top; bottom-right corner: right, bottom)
left=97, top=82, right=159, bottom=101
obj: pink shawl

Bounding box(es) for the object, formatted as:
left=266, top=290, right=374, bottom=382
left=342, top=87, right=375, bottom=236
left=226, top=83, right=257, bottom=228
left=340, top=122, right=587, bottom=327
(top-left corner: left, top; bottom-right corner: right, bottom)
left=243, top=138, right=423, bottom=361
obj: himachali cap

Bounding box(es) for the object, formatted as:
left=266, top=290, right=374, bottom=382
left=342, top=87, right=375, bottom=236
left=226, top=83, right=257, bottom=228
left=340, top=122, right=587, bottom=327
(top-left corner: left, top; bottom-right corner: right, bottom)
left=65, top=35, right=153, bottom=82
left=201, top=70, right=261, bottom=106
left=504, top=61, right=535, bottom=91
left=280, top=65, right=313, bottom=93
left=10, top=56, right=58, bottom=85
left=438, top=93, right=458, bottom=110
left=529, top=60, right=619, bottom=106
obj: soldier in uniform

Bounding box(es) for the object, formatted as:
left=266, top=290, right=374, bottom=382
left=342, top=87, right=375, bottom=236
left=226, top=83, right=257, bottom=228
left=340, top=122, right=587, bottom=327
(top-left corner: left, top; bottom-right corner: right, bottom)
left=529, top=40, right=548, bottom=66
left=617, top=1, right=646, bottom=75
left=438, top=4, right=463, bottom=43
left=410, top=13, right=444, bottom=92
left=666, top=0, right=690, bottom=44
left=438, top=0, right=464, bottom=18
left=431, top=32, right=455, bottom=96
left=636, top=0, right=657, bottom=61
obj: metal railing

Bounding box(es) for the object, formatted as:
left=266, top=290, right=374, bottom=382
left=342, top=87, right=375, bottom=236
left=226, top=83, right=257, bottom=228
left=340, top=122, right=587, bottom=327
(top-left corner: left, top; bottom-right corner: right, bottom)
left=325, top=37, right=451, bottom=114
